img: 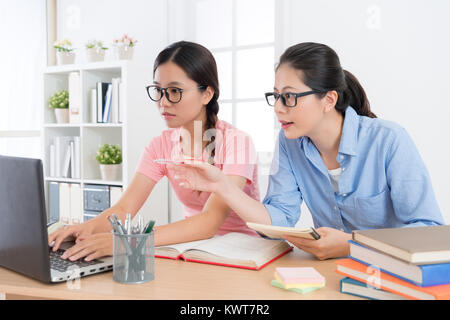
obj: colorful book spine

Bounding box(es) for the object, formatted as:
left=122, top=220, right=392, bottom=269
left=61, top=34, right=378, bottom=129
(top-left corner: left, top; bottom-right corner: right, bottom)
left=349, top=240, right=450, bottom=287
left=335, top=258, right=450, bottom=300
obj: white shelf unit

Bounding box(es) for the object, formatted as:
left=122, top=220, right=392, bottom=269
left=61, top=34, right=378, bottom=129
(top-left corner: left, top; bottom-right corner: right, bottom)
left=42, top=60, right=169, bottom=225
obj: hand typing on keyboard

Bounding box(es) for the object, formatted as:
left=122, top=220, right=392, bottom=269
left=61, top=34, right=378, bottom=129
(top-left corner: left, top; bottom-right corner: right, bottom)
left=59, top=233, right=114, bottom=262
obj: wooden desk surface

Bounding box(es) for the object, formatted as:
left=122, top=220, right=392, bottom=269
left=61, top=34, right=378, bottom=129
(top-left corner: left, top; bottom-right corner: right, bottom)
left=0, top=248, right=360, bottom=300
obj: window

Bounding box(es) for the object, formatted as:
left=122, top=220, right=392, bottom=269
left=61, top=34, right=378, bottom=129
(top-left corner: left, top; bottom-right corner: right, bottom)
left=193, top=0, right=276, bottom=154
left=0, top=0, right=46, bottom=158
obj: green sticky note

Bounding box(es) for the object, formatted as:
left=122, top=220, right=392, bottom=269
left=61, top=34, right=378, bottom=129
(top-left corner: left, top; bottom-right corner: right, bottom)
left=271, top=279, right=321, bottom=295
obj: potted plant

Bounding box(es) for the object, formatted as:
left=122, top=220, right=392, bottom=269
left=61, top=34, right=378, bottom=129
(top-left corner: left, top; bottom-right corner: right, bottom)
left=96, top=144, right=122, bottom=181
left=85, top=40, right=108, bottom=63
left=54, top=38, right=75, bottom=65
left=112, top=34, right=137, bottom=60
left=49, top=90, right=69, bottom=123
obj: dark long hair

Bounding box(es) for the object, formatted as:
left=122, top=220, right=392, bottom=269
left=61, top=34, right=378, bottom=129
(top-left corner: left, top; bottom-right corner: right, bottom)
left=153, top=41, right=220, bottom=164
left=277, top=42, right=376, bottom=118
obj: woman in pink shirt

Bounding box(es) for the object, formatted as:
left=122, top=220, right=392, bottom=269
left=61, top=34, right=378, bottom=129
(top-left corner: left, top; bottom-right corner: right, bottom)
left=48, top=41, right=260, bottom=262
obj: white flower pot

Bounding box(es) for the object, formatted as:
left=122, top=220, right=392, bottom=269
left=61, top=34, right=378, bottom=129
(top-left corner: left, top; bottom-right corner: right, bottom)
left=114, top=46, right=134, bottom=60
left=54, top=108, right=69, bottom=124
left=86, top=48, right=106, bottom=63
left=56, top=51, right=75, bottom=65
left=100, top=164, right=121, bottom=181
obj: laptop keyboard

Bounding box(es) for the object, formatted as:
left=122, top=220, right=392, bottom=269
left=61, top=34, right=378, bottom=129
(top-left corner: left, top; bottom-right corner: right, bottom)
left=49, top=249, right=103, bottom=272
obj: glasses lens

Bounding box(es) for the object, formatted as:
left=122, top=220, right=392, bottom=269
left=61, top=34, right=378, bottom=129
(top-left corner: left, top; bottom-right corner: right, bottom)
left=282, top=93, right=297, bottom=107
left=265, top=93, right=276, bottom=106
left=148, top=86, right=162, bottom=101
left=166, top=87, right=182, bottom=103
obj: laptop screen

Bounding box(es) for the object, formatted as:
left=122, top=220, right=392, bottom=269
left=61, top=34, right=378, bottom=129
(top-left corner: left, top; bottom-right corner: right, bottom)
left=0, top=155, right=51, bottom=282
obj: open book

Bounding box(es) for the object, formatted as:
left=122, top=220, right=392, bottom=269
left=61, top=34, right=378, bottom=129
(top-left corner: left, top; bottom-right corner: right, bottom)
left=155, top=232, right=293, bottom=270
left=246, top=222, right=321, bottom=240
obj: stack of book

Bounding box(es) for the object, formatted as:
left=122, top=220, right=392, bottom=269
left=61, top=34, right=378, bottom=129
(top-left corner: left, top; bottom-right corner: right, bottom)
left=335, top=225, right=450, bottom=300
left=271, top=267, right=325, bottom=295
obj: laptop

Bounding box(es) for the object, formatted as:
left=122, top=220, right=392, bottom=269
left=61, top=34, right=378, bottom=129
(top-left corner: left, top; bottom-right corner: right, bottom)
left=0, top=155, right=113, bottom=283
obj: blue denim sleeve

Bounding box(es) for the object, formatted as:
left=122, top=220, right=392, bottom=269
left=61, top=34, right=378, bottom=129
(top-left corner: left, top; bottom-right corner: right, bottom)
left=386, top=128, right=444, bottom=226
left=262, top=132, right=302, bottom=227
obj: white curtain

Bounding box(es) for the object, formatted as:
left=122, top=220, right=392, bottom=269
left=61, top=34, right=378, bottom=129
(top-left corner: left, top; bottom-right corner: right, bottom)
left=0, top=0, right=45, bottom=158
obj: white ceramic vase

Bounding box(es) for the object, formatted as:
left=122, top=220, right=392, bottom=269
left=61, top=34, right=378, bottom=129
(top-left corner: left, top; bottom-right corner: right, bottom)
left=100, top=164, right=121, bottom=181
left=56, top=51, right=75, bottom=65
left=54, top=108, right=69, bottom=124
left=86, top=48, right=106, bottom=63
left=114, top=46, right=134, bottom=60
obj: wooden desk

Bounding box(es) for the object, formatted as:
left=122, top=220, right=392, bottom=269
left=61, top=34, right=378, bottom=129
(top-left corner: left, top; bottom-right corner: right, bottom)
left=0, top=248, right=360, bottom=300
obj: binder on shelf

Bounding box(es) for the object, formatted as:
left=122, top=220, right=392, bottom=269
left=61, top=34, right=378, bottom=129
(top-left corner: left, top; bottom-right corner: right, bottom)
left=49, top=144, right=55, bottom=177
left=90, top=88, right=97, bottom=123
left=49, top=182, right=60, bottom=224
left=59, top=183, right=71, bottom=224
left=109, top=186, right=123, bottom=207
left=70, top=183, right=83, bottom=224
left=73, top=136, right=80, bottom=179
left=97, top=82, right=111, bottom=123
left=118, top=81, right=124, bottom=123
left=102, top=83, right=113, bottom=123
left=61, top=143, right=71, bottom=178
left=69, top=141, right=75, bottom=179
left=68, top=72, right=81, bottom=124
left=111, top=78, right=121, bottom=123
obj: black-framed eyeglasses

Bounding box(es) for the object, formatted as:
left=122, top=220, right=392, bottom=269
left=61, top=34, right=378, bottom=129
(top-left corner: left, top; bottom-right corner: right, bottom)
left=265, top=90, right=322, bottom=107
left=145, top=85, right=206, bottom=104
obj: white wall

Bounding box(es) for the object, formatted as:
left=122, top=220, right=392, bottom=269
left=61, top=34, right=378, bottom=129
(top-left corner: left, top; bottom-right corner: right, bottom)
left=282, top=0, right=450, bottom=224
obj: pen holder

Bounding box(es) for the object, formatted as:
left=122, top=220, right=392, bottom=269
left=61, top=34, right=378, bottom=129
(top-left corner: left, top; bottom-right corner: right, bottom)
left=113, top=230, right=155, bottom=284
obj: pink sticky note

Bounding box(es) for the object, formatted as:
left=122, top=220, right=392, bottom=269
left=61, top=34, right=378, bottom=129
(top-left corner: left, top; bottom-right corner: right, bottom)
left=275, top=267, right=325, bottom=284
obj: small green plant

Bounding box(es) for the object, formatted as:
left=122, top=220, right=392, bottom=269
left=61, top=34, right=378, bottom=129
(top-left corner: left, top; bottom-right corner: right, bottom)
left=85, top=40, right=108, bottom=50
left=96, top=144, right=122, bottom=165
left=53, top=38, right=74, bottom=52
left=48, top=90, right=69, bottom=109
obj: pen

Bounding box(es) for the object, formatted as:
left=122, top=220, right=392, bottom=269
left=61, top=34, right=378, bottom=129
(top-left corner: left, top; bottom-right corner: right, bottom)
left=144, top=220, right=155, bottom=234
left=125, top=213, right=132, bottom=235
left=135, top=220, right=155, bottom=256
left=108, top=215, right=133, bottom=256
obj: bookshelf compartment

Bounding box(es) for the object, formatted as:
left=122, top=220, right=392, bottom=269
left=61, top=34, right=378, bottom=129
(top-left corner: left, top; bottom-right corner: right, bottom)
left=44, top=73, right=70, bottom=124
left=82, top=68, right=122, bottom=124
left=82, top=126, right=123, bottom=182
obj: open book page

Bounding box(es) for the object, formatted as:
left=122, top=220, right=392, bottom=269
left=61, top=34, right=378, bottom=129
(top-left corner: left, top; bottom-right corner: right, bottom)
left=182, top=232, right=292, bottom=268
left=155, top=237, right=214, bottom=258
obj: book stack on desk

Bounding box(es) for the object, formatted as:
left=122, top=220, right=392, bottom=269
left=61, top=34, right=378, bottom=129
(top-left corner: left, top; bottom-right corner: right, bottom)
left=335, top=225, right=450, bottom=300
left=270, top=267, right=325, bottom=295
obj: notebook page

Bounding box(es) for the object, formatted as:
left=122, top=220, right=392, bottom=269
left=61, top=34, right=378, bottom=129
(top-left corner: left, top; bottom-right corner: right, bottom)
left=186, top=232, right=285, bottom=263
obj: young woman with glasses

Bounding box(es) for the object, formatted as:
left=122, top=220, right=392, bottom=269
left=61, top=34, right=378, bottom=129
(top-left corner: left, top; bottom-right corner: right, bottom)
left=49, top=41, right=261, bottom=261
left=170, top=42, right=444, bottom=260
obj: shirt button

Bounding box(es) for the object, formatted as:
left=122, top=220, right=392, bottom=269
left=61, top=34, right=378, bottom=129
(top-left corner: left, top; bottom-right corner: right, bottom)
left=334, top=206, right=338, bottom=211
left=342, top=193, right=347, bottom=197
left=340, top=155, right=344, bottom=160
left=342, top=167, right=346, bottom=171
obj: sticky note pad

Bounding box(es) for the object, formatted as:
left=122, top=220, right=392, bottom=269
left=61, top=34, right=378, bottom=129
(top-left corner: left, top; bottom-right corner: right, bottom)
left=274, top=272, right=325, bottom=289
left=271, top=279, right=322, bottom=295
left=275, top=267, right=325, bottom=284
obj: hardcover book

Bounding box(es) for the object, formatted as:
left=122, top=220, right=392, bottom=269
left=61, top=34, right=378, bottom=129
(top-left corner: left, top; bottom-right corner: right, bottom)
left=352, top=225, right=450, bottom=265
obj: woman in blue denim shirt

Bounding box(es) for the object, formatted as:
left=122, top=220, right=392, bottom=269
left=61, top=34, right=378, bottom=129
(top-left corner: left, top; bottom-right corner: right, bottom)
left=170, top=42, right=444, bottom=260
